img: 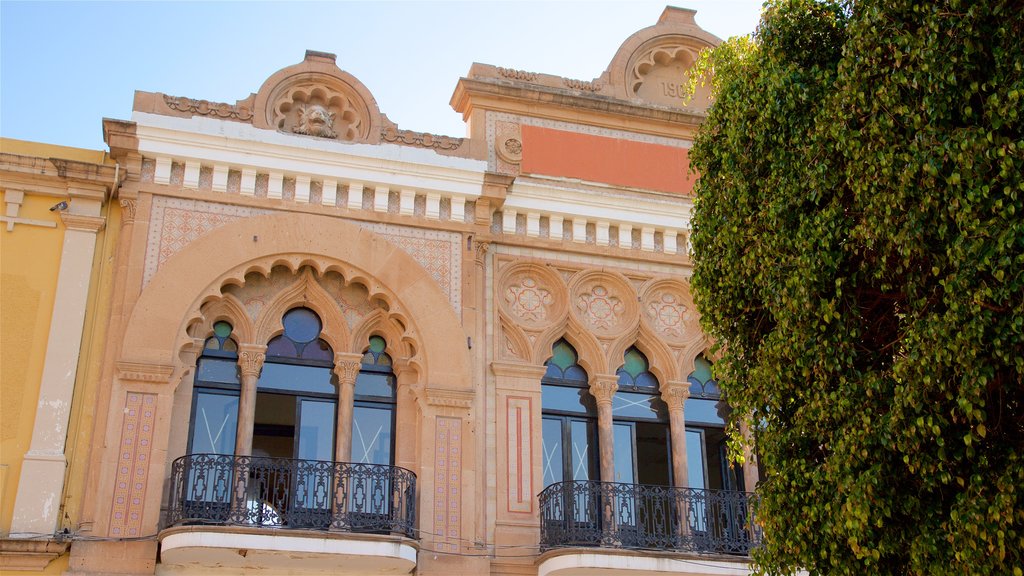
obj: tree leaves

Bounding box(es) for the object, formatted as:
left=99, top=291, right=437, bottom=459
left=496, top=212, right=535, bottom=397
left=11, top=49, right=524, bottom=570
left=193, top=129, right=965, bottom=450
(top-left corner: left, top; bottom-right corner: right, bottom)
left=689, top=1, right=1024, bottom=574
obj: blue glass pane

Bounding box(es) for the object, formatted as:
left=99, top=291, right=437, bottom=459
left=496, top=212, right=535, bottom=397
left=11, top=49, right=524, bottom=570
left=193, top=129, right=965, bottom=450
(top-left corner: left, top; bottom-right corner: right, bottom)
left=634, top=372, right=659, bottom=389
left=613, top=423, right=635, bottom=483
left=299, top=339, right=333, bottom=362
left=542, top=385, right=597, bottom=415
left=612, top=391, right=668, bottom=421
left=197, top=358, right=239, bottom=385
left=569, top=420, right=596, bottom=481
left=617, top=367, right=634, bottom=387
left=258, top=363, right=335, bottom=395
left=351, top=405, right=393, bottom=465
left=298, top=399, right=335, bottom=461
left=355, top=371, right=395, bottom=398
left=282, top=308, right=322, bottom=343
left=563, top=365, right=588, bottom=383
left=686, top=430, right=707, bottom=490
left=685, top=398, right=727, bottom=425
left=266, top=336, right=297, bottom=358
left=542, top=418, right=564, bottom=487
left=191, top=392, right=238, bottom=454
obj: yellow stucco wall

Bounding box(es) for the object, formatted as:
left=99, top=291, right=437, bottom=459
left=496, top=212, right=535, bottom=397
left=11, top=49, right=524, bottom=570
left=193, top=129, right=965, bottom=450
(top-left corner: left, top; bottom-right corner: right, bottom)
left=1, top=138, right=117, bottom=573
left=0, top=193, right=66, bottom=533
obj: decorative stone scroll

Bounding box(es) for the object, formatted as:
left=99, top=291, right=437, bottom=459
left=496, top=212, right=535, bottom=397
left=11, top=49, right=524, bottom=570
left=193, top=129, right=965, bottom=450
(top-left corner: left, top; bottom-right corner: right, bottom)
left=163, top=95, right=254, bottom=121
left=381, top=125, right=465, bottom=151
left=497, top=67, right=538, bottom=81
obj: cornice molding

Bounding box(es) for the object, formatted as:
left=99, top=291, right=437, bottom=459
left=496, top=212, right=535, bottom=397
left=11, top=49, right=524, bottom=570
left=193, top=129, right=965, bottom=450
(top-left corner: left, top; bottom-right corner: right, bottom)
left=116, top=361, right=174, bottom=384
left=490, top=360, right=547, bottom=379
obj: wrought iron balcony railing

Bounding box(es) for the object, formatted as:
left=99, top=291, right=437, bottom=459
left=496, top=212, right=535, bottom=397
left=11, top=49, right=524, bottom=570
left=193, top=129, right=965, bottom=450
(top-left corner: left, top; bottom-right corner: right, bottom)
left=165, top=454, right=416, bottom=538
left=538, top=480, right=759, bottom=555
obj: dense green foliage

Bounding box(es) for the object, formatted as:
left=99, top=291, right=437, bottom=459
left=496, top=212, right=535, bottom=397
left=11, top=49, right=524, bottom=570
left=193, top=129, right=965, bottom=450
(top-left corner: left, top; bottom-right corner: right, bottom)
left=688, top=1, right=1023, bottom=574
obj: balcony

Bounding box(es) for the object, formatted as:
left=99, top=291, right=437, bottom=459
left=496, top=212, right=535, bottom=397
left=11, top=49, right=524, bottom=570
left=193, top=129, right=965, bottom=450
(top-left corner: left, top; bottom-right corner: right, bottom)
left=159, top=454, right=417, bottom=575
left=538, top=481, right=759, bottom=575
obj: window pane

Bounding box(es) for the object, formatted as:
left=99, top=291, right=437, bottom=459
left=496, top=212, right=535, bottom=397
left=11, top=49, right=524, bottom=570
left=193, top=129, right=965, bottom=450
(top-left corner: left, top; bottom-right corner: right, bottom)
left=298, top=399, right=335, bottom=461
left=213, top=321, right=233, bottom=338
left=542, top=418, right=564, bottom=487
left=266, top=336, right=297, bottom=358
left=282, top=307, right=322, bottom=343
left=569, top=420, right=596, bottom=481
left=258, top=363, right=335, bottom=395
left=542, top=385, right=597, bottom=415
left=197, top=358, right=239, bottom=385
left=613, top=423, right=635, bottom=484
left=685, top=398, right=727, bottom=425
left=636, top=422, right=671, bottom=486
left=550, top=340, right=577, bottom=370
left=191, top=392, right=238, bottom=454
left=351, top=405, right=393, bottom=465
left=612, top=391, right=668, bottom=421
left=355, top=371, right=394, bottom=399
left=298, top=338, right=333, bottom=362
left=686, top=429, right=707, bottom=490
left=622, top=348, right=647, bottom=377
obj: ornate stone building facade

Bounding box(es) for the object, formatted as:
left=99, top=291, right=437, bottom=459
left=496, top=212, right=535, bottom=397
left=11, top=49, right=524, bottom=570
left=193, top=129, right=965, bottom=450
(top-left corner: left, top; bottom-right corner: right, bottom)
left=35, top=7, right=758, bottom=576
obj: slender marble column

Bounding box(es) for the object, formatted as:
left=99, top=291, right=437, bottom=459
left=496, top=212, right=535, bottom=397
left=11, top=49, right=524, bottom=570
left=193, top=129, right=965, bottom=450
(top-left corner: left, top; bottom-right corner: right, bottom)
left=234, top=345, right=266, bottom=457
left=589, top=375, right=619, bottom=484
left=333, top=353, right=363, bottom=464
left=663, top=381, right=691, bottom=488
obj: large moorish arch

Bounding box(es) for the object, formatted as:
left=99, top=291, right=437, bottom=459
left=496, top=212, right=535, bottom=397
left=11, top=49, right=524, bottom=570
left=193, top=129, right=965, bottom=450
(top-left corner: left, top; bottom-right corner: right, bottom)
left=119, top=212, right=471, bottom=389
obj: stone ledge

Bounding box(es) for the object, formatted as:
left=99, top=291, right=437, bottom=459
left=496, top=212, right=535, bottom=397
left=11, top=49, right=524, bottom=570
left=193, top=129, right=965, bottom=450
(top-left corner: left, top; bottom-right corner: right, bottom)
left=0, top=538, right=69, bottom=571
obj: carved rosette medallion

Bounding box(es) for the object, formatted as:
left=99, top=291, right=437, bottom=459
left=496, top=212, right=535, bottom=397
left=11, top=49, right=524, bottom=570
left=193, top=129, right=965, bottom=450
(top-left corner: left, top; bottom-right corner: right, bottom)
left=640, top=281, right=699, bottom=346
left=494, top=121, right=522, bottom=175
left=505, top=277, right=554, bottom=323
left=570, top=272, right=637, bottom=337
left=577, top=286, right=623, bottom=330
left=498, top=265, right=566, bottom=331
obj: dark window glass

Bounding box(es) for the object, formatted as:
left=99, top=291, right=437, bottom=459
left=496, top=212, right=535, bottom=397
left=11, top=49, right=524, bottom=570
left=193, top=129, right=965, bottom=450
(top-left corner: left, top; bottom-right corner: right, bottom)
left=542, top=418, right=564, bottom=486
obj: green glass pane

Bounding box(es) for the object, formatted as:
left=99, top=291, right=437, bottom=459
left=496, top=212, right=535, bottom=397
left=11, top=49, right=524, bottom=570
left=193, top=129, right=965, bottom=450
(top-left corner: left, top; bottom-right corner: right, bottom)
left=368, top=335, right=386, bottom=353
left=689, top=355, right=714, bottom=385
left=622, top=348, right=647, bottom=377
left=204, top=337, right=220, bottom=351
left=550, top=340, right=577, bottom=370
left=213, top=321, right=233, bottom=338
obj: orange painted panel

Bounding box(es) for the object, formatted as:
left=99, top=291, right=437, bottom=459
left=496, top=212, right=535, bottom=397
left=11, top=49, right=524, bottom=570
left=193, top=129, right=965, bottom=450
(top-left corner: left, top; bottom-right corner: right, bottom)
left=520, top=126, right=695, bottom=195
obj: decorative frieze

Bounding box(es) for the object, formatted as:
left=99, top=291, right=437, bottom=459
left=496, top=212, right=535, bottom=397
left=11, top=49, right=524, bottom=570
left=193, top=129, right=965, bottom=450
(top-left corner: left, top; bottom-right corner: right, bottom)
left=163, top=95, right=254, bottom=121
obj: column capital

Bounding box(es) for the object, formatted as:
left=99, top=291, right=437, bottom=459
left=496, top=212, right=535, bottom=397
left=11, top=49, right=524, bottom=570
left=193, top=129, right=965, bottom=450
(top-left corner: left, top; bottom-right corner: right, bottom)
left=662, top=380, right=691, bottom=412
left=119, top=198, right=137, bottom=225
left=237, top=344, right=267, bottom=378
left=589, top=374, right=619, bottom=406
left=333, top=352, right=364, bottom=386
left=473, top=240, right=490, bottom=264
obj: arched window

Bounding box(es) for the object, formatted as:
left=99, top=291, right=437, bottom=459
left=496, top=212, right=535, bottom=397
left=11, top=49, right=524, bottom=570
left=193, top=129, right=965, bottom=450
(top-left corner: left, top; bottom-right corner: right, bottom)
left=253, top=307, right=336, bottom=462
left=187, top=321, right=240, bottom=455
left=541, top=339, right=597, bottom=486
left=612, top=347, right=670, bottom=486
left=685, top=354, right=742, bottom=492
left=351, top=335, right=396, bottom=465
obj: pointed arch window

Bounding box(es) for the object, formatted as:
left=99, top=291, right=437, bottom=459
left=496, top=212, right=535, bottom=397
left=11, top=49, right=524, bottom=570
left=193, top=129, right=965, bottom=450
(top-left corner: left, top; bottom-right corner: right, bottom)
left=188, top=321, right=240, bottom=455
left=351, top=335, right=397, bottom=465
left=541, top=339, right=598, bottom=487
left=612, top=346, right=670, bottom=486
left=685, top=354, right=743, bottom=492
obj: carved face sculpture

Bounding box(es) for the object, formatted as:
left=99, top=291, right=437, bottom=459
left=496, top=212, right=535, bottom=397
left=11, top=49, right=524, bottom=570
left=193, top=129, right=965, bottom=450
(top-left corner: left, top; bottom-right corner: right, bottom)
left=294, top=104, right=337, bottom=138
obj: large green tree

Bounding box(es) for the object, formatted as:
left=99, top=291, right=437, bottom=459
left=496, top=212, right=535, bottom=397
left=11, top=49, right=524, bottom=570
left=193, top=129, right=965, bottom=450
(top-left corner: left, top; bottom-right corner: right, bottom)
left=688, top=1, right=1023, bottom=574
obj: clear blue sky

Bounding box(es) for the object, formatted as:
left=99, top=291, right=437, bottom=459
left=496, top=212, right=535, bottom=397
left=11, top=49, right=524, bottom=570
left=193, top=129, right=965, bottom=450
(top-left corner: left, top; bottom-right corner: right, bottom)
left=1, top=1, right=763, bottom=151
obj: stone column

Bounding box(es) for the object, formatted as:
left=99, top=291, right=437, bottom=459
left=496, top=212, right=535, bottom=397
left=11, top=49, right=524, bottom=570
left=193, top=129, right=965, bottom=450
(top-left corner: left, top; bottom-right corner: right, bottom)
left=739, top=419, right=760, bottom=491
left=589, top=375, right=619, bottom=484
left=234, top=345, right=266, bottom=457
left=333, top=353, right=363, bottom=464
left=663, top=381, right=691, bottom=488
left=10, top=209, right=105, bottom=536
